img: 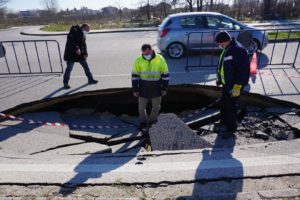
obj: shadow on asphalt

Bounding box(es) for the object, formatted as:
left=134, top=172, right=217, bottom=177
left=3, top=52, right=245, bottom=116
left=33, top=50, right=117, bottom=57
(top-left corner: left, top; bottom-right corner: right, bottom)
left=0, top=121, right=41, bottom=143
left=0, top=75, right=57, bottom=100
left=179, top=133, right=243, bottom=199
left=58, top=142, right=138, bottom=196
left=44, top=83, right=90, bottom=99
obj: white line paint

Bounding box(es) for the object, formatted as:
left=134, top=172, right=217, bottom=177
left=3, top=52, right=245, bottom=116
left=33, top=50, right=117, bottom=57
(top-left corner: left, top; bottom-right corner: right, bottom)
left=52, top=70, right=216, bottom=79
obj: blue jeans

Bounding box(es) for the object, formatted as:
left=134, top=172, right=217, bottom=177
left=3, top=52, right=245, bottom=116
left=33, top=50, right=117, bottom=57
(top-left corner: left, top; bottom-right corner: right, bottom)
left=63, top=60, right=94, bottom=84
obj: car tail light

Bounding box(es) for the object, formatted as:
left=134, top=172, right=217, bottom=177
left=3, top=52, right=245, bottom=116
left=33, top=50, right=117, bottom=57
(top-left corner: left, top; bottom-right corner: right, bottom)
left=160, top=28, right=170, bottom=38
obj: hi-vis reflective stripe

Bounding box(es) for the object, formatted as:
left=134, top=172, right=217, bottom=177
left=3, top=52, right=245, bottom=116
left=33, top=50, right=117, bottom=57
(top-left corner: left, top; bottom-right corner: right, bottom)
left=218, top=49, right=226, bottom=84
left=140, top=71, right=161, bottom=75
left=224, top=56, right=233, bottom=61
left=140, top=77, right=160, bottom=81
left=131, top=77, right=139, bottom=80
left=162, top=77, right=170, bottom=80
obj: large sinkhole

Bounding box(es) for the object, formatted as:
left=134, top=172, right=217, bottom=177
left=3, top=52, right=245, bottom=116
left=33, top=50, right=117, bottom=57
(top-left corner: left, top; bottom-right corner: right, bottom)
left=2, top=85, right=300, bottom=153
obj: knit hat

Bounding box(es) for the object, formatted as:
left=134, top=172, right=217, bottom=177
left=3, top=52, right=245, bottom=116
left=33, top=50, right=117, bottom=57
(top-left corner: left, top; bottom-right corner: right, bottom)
left=215, top=31, right=231, bottom=43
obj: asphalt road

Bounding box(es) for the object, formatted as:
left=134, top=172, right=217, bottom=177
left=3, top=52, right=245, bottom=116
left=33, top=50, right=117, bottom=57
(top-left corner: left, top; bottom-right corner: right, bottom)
left=0, top=26, right=300, bottom=111
left=1, top=26, right=300, bottom=199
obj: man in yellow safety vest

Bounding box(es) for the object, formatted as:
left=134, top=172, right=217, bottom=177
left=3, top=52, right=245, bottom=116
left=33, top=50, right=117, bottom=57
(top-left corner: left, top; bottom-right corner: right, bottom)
left=131, top=44, right=170, bottom=129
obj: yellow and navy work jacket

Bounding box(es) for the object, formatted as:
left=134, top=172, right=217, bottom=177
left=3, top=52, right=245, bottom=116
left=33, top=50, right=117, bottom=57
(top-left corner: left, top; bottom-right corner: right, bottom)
left=217, top=39, right=250, bottom=92
left=132, top=53, right=169, bottom=98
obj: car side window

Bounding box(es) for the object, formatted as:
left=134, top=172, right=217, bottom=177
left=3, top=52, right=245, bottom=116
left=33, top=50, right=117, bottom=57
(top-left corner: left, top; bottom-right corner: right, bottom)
left=161, top=18, right=172, bottom=28
left=180, top=16, right=205, bottom=29
left=206, top=16, right=234, bottom=29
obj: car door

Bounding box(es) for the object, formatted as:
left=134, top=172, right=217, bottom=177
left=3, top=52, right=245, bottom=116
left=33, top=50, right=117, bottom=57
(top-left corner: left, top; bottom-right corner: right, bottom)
left=179, top=16, right=206, bottom=50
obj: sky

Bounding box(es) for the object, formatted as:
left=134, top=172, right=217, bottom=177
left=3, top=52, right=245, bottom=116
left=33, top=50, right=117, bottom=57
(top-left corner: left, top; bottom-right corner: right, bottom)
left=6, top=0, right=141, bottom=11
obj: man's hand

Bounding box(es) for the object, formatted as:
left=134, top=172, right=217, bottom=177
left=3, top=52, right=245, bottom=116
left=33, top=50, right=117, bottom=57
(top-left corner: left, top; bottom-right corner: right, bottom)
left=230, top=84, right=242, bottom=97
left=161, top=90, right=167, bottom=96
left=75, top=49, right=81, bottom=55
left=133, top=92, right=139, bottom=97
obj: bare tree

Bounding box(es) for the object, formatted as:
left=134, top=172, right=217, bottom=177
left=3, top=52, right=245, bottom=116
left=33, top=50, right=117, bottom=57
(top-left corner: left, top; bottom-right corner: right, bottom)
left=186, top=0, right=194, bottom=11
left=0, top=0, right=9, bottom=7
left=196, top=0, right=203, bottom=11
left=115, top=1, right=123, bottom=21
left=0, top=0, right=9, bottom=15
left=210, top=0, right=213, bottom=10
left=40, top=0, right=59, bottom=13
left=169, top=0, right=180, bottom=12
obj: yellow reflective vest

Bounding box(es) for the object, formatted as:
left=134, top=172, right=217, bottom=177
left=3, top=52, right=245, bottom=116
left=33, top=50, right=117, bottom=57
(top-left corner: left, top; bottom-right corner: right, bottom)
left=132, top=53, right=169, bottom=98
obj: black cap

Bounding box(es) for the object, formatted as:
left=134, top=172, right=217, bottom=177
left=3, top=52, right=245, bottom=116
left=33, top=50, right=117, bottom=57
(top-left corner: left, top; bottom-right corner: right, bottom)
left=215, top=31, right=231, bottom=43
left=141, top=44, right=152, bottom=51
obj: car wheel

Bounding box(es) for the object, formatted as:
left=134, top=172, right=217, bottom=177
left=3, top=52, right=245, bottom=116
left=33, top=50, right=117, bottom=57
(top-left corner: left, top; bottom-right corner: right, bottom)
left=167, top=42, right=185, bottom=59
left=249, top=39, right=260, bottom=54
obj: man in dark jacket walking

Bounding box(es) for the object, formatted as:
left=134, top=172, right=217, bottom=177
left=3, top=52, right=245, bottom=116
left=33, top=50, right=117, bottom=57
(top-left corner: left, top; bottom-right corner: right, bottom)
left=63, top=23, right=98, bottom=89
left=215, top=31, right=250, bottom=138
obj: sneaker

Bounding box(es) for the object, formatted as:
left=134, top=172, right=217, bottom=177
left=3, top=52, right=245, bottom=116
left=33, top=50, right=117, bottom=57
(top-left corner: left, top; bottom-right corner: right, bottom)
left=88, top=79, right=98, bottom=84
left=64, top=83, right=71, bottom=89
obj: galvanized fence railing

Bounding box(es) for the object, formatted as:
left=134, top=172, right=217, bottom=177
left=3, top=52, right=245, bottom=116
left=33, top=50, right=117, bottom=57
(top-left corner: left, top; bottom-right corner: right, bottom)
left=185, top=28, right=300, bottom=71
left=0, top=40, right=64, bottom=75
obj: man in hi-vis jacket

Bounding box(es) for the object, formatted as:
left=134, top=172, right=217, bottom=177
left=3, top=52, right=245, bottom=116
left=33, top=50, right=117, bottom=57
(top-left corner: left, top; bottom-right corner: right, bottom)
left=131, top=44, right=169, bottom=129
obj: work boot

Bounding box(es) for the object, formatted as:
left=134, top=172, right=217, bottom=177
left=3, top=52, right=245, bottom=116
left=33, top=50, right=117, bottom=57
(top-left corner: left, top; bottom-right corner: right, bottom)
left=222, top=131, right=236, bottom=139
left=149, top=120, right=158, bottom=127
left=138, top=122, right=148, bottom=130
left=88, top=79, right=98, bottom=84
left=64, top=83, right=71, bottom=89
left=213, top=122, right=226, bottom=132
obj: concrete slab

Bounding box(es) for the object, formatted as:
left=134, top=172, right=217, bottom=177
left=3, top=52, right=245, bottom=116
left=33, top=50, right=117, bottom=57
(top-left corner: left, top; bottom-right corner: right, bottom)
left=1, top=149, right=300, bottom=185
left=278, top=111, right=300, bottom=126
left=109, top=139, right=145, bottom=154
left=0, top=126, right=83, bottom=155
left=149, top=113, right=212, bottom=151
left=41, top=142, right=112, bottom=156
left=0, top=112, right=69, bottom=136
left=107, top=129, right=143, bottom=144
left=63, top=114, right=134, bottom=142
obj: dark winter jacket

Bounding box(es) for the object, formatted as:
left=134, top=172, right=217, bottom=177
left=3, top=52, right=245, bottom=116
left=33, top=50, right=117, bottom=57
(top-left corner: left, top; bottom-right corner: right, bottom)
left=217, top=38, right=250, bottom=92
left=63, top=25, right=88, bottom=62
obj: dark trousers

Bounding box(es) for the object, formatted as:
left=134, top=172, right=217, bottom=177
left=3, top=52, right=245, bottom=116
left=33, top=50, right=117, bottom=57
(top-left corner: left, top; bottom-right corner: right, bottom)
left=220, top=86, right=239, bottom=131
left=63, top=60, right=94, bottom=84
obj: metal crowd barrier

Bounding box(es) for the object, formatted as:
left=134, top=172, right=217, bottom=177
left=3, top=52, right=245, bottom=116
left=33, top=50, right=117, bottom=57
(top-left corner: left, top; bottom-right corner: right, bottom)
left=0, top=40, right=63, bottom=75
left=185, top=28, right=300, bottom=71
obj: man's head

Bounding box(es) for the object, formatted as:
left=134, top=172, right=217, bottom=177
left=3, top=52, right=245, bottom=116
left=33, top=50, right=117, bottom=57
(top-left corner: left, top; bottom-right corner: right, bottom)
left=141, top=44, right=153, bottom=60
left=215, top=31, right=232, bottom=49
left=141, top=44, right=153, bottom=56
left=81, top=23, right=90, bottom=32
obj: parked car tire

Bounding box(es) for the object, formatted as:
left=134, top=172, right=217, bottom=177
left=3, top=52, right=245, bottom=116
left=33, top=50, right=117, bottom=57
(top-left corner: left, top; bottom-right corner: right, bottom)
left=167, top=42, right=185, bottom=59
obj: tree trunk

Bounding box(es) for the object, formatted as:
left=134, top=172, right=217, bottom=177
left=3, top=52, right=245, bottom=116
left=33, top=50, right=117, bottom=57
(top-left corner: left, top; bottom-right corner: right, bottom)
left=197, top=0, right=203, bottom=11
